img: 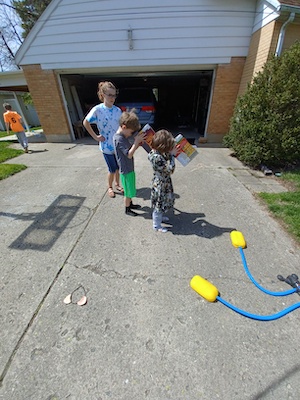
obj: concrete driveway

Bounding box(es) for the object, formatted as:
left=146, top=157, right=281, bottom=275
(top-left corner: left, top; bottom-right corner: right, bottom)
left=0, top=138, right=299, bottom=400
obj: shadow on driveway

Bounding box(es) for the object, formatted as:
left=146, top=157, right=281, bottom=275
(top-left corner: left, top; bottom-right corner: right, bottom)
left=7, top=194, right=85, bottom=252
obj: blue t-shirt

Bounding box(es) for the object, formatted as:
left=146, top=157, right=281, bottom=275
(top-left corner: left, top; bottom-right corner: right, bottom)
left=86, top=103, right=122, bottom=154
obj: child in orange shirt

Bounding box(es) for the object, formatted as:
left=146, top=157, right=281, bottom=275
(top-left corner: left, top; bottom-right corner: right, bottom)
left=3, top=103, right=29, bottom=153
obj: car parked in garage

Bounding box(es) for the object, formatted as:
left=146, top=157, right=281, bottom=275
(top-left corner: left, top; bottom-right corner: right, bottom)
left=116, top=87, right=156, bottom=126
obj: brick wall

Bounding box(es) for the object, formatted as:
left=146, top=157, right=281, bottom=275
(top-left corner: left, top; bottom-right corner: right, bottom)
left=282, top=23, right=300, bottom=51
left=237, top=21, right=300, bottom=98
left=22, top=64, right=72, bottom=142
left=206, top=57, right=245, bottom=142
left=238, top=21, right=280, bottom=96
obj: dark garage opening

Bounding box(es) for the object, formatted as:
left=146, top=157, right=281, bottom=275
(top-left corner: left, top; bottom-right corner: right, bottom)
left=61, top=71, right=213, bottom=140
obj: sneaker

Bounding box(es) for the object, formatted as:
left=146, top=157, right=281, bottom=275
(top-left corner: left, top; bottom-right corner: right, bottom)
left=24, top=147, right=29, bottom=153
left=126, top=208, right=138, bottom=216
left=153, top=227, right=168, bottom=233
left=130, top=203, right=141, bottom=210
left=162, top=216, right=169, bottom=222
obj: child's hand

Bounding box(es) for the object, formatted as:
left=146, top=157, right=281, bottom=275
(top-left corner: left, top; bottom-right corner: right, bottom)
left=170, top=144, right=178, bottom=156
left=97, top=134, right=105, bottom=142
left=134, top=132, right=146, bottom=145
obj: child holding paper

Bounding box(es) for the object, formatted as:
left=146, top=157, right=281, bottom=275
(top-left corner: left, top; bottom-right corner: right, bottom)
left=113, top=110, right=146, bottom=216
left=148, top=129, right=176, bottom=232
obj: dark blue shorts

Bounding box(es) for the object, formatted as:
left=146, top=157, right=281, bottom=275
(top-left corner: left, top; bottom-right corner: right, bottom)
left=103, top=153, right=119, bottom=173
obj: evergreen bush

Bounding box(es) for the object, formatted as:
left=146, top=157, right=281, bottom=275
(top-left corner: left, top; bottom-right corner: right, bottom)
left=223, top=41, right=300, bottom=168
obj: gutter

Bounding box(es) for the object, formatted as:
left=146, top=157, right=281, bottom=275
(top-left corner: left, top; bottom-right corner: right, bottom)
left=275, top=11, right=295, bottom=56
left=274, top=2, right=300, bottom=57
left=278, top=4, right=300, bottom=13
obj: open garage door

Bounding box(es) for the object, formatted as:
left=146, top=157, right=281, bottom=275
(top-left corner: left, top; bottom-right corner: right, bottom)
left=61, top=71, right=213, bottom=140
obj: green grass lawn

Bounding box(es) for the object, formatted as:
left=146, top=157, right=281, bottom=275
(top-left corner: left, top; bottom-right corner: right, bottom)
left=0, top=126, right=40, bottom=180
left=259, top=171, right=300, bottom=242
left=0, top=142, right=27, bottom=180
left=0, top=130, right=11, bottom=138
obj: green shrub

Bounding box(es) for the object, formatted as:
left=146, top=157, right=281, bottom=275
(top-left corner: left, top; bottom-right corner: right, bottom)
left=224, top=41, right=300, bottom=168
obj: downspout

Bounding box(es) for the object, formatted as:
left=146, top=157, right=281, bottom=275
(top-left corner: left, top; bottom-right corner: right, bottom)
left=275, top=12, right=295, bottom=56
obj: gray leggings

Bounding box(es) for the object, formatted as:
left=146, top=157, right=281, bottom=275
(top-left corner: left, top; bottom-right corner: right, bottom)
left=15, top=131, right=28, bottom=149
left=152, top=210, right=163, bottom=229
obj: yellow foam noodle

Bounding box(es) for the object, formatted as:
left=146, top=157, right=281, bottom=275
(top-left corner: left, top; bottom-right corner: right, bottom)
left=190, top=275, right=219, bottom=302
left=230, top=230, right=246, bottom=249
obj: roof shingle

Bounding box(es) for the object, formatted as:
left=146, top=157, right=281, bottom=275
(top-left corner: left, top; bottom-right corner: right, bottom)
left=278, top=0, right=300, bottom=6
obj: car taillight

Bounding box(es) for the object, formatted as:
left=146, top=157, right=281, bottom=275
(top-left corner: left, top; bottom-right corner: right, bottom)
left=141, top=106, right=155, bottom=113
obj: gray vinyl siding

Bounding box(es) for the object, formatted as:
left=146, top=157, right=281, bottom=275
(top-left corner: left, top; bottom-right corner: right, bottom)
left=253, top=0, right=279, bottom=33
left=16, top=0, right=257, bottom=69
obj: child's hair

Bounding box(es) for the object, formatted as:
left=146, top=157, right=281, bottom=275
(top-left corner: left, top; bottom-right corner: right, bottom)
left=151, top=129, right=175, bottom=153
left=119, top=110, right=141, bottom=132
left=97, top=81, right=118, bottom=102
left=3, top=103, right=12, bottom=111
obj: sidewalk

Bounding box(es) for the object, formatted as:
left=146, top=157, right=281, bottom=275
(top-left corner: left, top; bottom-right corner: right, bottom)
left=0, top=129, right=46, bottom=143
left=0, top=139, right=299, bottom=400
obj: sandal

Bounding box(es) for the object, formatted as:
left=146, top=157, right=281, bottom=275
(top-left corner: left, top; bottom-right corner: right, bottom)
left=108, top=187, right=115, bottom=198
left=115, top=185, right=124, bottom=193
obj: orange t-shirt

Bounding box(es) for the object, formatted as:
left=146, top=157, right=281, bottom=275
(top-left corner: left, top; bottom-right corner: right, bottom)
left=3, top=111, right=24, bottom=132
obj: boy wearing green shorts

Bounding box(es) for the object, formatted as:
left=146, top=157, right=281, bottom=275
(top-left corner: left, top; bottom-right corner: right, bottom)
left=113, top=111, right=146, bottom=216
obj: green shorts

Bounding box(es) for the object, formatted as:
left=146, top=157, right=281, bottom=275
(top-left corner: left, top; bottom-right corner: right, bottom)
left=120, top=171, right=136, bottom=199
